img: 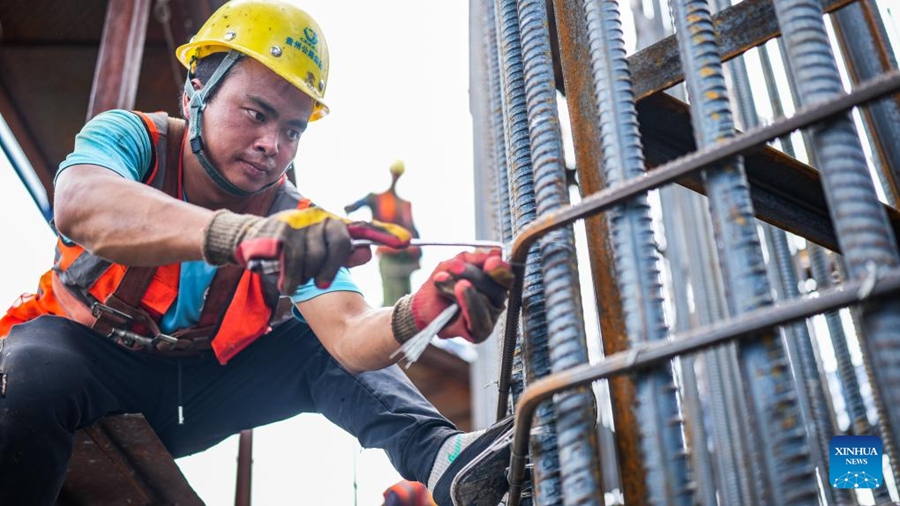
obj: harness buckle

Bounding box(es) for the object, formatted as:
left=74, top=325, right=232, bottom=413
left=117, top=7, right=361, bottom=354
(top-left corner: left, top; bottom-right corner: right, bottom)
left=109, top=328, right=187, bottom=351
left=90, top=302, right=134, bottom=323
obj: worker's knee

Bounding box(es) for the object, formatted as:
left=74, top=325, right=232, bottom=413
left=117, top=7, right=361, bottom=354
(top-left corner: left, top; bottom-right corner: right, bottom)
left=0, top=318, right=105, bottom=428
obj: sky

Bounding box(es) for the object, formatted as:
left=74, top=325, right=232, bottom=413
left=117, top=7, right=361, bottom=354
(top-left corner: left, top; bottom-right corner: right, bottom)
left=0, top=1, right=475, bottom=504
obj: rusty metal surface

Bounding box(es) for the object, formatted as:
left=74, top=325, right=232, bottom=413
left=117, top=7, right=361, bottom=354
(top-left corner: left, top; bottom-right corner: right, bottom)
left=548, top=6, right=642, bottom=499
left=87, top=0, right=152, bottom=119
left=638, top=91, right=900, bottom=252
left=0, top=0, right=214, bottom=204
left=0, top=0, right=106, bottom=43
left=629, top=0, right=855, bottom=101
left=61, top=414, right=204, bottom=506
left=507, top=264, right=900, bottom=505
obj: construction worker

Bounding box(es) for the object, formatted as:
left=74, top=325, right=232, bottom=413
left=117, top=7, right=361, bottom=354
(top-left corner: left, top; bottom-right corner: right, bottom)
left=0, top=1, right=514, bottom=504
left=345, top=160, right=423, bottom=305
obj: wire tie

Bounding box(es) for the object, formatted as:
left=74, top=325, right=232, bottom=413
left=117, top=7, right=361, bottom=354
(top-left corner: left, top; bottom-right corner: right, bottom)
left=624, top=346, right=641, bottom=370
left=857, top=261, right=879, bottom=301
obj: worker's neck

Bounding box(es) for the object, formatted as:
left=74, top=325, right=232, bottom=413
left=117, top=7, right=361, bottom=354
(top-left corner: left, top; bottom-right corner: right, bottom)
left=182, top=151, right=253, bottom=212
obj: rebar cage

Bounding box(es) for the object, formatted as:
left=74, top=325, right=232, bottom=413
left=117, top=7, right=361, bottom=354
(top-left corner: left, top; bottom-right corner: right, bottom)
left=468, top=0, right=900, bottom=504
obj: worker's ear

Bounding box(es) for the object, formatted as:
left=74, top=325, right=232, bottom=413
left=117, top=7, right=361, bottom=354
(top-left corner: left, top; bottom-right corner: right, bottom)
left=181, top=78, right=205, bottom=118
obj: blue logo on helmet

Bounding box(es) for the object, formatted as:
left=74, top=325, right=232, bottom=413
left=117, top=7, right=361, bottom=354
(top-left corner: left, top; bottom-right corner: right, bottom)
left=303, top=27, right=318, bottom=46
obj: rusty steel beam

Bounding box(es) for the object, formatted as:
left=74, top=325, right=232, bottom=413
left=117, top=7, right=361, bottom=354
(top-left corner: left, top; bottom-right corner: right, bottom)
left=0, top=82, right=54, bottom=206
left=629, top=0, right=856, bottom=101
left=81, top=422, right=156, bottom=503
left=235, top=430, right=253, bottom=506
left=507, top=264, right=900, bottom=505
left=637, top=91, right=900, bottom=253
left=549, top=0, right=642, bottom=499
left=87, top=0, right=152, bottom=119
left=63, top=414, right=203, bottom=505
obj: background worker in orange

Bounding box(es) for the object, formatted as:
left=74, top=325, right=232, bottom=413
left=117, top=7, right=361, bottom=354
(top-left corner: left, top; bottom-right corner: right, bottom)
left=0, top=2, right=514, bottom=505
left=345, top=160, right=423, bottom=305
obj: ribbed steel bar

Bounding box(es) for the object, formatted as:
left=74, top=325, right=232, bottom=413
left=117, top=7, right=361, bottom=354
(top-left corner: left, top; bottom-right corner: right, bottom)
left=773, top=0, right=900, bottom=480
left=496, top=0, right=563, bottom=503
left=686, top=189, right=762, bottom=506
left=832, top=252, right=900, bottom=500
left=489, top=8, right=514, bottom=249
left=630, top=0, right=854, bottom=101
left=507, top=266, right=900, bottom=506
left=497, top=68, right=900, bottom=412
left=581, top=0, right=691, bottom=503
left=484, top=2, right=525, bottom=420
left=762, top=37, right=896, bottom=503
left=810, top=246, right=868, bottom=435
left=670, top=0, right=817, bottom=500
left=719, top=20, right=841, bottom=502
left=658, top=188, right=721, bottom=506
left=546, top=0, right=637, bottom=501
left=516, top=0, right=603, bottom=504
left=831, top=0, right=900, bottom=205
left=470, top=0, right=509, bottom=429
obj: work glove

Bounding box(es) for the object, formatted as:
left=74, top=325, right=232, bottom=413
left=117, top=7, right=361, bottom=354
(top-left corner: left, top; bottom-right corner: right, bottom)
left=391, top=249, right=514, bottom=344
left=203, top=208, right=411, bottom=294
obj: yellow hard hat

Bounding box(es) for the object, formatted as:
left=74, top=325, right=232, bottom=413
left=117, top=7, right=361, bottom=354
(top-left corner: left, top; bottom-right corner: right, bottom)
left=176, top=0, right=330, bottom=121
left=390, top=160, right=405, bottom=176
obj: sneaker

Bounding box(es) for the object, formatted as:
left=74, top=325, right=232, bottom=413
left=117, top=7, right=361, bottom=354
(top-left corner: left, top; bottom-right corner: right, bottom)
left=432, top=416, right=515, bottom=506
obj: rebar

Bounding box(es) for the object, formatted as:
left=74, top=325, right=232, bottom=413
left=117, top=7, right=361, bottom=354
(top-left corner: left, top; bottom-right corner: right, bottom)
left=516, top=0, right=604, bottom=504
left=773, top=0, right=900, bottom=480
left=582, top=0, right=692, bottom=503
left=810, top=246, right=868, bottom=435
left=832, top=0, right=900, bottom=205
left=669, top=0, right=818, bottom=500
left=497, top=68, right=900, bottom=411
left=720, top=19, right=843, bottom=501
left=495, top=0, right=563, bottom=502
left=661, top=186, right=740, bottom=506
left=509, top=265, right=900, bottom=506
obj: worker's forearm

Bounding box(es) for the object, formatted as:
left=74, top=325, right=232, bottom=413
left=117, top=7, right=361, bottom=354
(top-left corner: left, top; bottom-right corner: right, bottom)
left=54, top=165, right=213, bottom=266
left=331, top=307, right=400, bottom=373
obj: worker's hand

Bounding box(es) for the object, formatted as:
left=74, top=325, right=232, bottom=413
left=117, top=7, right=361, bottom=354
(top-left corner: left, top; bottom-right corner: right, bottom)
left=203, top=208, right=375, bottom=294
left=392, top=249, right=514, bottom=344
left=347, top=219, right=412, bottom=249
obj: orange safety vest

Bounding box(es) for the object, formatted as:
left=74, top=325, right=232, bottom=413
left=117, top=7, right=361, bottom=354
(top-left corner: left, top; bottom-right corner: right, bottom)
left=0, top=112, right=312, bottom=364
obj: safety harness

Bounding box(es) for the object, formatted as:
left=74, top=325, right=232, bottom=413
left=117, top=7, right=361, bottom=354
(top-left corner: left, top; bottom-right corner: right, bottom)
left=1, top=112, right=312, bottom=364
left=76, top=113, right=280, bottom=357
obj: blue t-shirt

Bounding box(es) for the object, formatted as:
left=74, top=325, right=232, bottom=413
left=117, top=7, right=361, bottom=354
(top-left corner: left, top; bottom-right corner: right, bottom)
left=57, top=110, right=361, bottom=333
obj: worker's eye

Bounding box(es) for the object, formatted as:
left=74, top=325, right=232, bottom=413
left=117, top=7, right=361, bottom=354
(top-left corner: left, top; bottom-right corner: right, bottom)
left=246, top=109, right=266, bottom=123
left=286, top=128, right=302, bottom=141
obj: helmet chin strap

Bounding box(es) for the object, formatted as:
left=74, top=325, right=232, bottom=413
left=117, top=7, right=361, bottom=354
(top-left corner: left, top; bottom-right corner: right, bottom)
left=184, top=50, right=283, bottom=198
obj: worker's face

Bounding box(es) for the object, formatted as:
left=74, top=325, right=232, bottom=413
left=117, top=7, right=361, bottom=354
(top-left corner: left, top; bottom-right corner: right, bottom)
left=197, top=58, right=314, bottom=193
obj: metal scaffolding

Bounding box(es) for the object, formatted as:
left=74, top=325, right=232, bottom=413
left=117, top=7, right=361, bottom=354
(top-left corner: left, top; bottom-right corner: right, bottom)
left=469, top=0, right=900, bottom=504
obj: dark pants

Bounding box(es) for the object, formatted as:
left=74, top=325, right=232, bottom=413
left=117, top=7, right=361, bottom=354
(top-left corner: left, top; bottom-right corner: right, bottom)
left=0, top=316, right=457, bottom=505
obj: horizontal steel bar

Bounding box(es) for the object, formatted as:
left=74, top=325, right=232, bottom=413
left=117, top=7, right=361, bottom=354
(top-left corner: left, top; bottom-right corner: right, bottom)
left=629, top=0, right=855, bottom=100
left=506, top=265, right=900, bottom=505
left=638, top=91, right=900, bottom=252
left=350, top=238, right=505, bottom=249
left=496, top=68, right=900, bottom=417
left=509, top=69, right=900, bottom=266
